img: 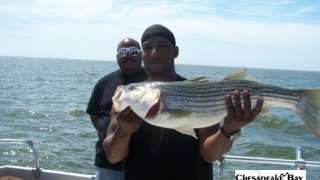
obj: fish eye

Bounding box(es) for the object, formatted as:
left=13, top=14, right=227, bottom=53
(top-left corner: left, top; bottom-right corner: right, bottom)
left=128, top=86, right=136, bottom=91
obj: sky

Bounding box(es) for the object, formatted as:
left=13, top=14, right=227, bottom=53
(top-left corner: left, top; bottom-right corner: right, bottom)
left=0, top=0, right=319, bottom=71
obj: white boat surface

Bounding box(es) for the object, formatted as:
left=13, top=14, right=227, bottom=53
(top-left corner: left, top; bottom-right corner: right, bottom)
left=0, top=165, right=94, bottom=180
left=0, top=139, right=95, bottom=180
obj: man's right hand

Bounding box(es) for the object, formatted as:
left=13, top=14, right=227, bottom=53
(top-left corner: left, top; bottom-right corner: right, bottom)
left=104, top=106, right=143, bottom=164
left=115, top=106, right=143, bottom=136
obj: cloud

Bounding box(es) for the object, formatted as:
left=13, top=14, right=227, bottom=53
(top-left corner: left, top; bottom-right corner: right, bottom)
left=298, top=6, right=316, bottom=14
left=0, top=0, right=319, bottom=71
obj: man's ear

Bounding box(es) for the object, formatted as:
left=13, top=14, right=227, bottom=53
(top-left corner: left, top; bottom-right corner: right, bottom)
left=174, top=46, right=179, bottom=58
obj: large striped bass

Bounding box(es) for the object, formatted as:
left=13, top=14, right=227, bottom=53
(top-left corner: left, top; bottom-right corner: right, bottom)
left=112, top=68, right=320, bottom=138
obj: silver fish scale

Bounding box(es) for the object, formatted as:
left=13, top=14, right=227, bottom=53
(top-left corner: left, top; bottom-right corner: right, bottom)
left=156, top=80, right=303, bottom=114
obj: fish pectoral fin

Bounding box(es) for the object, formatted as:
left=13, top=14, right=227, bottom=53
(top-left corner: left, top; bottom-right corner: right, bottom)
left=175, top=126, right=197, bottom=138
left=162, top=109, right=197, bottom=138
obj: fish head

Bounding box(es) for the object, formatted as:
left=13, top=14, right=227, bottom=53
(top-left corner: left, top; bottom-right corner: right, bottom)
left=112, top=82, right=162, bottom=119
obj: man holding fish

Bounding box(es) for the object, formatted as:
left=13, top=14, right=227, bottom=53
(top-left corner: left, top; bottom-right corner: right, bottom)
left=103, top=24, right=264, bottom=180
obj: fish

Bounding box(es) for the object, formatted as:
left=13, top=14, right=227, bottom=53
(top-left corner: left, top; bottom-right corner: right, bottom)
left=112, top=68, right=320, bottom=138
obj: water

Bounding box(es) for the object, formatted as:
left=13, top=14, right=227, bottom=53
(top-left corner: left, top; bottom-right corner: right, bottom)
left=1, top=56, right=319, bottom=179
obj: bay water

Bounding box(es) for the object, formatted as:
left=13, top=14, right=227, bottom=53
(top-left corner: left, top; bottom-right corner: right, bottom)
left=1, top=56, right=319, bottom=179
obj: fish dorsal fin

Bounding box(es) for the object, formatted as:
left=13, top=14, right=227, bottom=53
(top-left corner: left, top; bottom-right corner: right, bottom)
left=189, top=77, right=208, bottom=82
left=223, top=67, right=258, bottom=82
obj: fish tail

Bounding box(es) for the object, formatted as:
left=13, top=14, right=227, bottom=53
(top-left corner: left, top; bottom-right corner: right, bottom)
left=296, top=89, right=320, bottom=138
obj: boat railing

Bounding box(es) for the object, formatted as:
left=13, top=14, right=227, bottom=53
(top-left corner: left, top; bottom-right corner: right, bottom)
left=1, top=139, right=320, bottom=178
left=216, top=147, right=320, bottom=176
left=0, top=139, right=41, bottom=177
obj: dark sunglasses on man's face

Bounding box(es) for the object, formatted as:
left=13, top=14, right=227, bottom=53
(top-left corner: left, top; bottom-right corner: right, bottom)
left=117, top=47, right=141, bottom=57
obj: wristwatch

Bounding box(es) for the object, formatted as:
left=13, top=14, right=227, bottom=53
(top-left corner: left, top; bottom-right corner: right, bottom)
left=219, top=126, right=241, bottom=140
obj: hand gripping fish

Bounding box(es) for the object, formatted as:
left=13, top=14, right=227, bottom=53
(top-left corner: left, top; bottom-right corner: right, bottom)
left=112, top=68, right=320, bottom=138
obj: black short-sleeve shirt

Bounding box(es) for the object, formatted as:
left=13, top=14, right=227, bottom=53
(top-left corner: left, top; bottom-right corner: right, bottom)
left=124, top=75, right=213, bottom=180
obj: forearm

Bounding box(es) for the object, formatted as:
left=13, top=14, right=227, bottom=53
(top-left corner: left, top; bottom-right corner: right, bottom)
left=103, top=125, right=132, bottom=164
left=89, top=115, right=98, bottom=131
left=200, top=130, right=233, bottom=162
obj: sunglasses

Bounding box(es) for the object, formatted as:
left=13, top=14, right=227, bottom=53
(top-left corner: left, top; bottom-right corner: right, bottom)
left=117, top=47, right=141, bottom=57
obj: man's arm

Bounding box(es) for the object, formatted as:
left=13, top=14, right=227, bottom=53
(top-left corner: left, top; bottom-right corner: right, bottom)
left=103, top=106, right=143, bottom=164
left=198, top=90, right=263, bottom=162
left=89, top=115, right=99, bottom=131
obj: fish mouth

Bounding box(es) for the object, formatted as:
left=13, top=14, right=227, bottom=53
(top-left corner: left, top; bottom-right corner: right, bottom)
left=145, top=98, right=161, bottom=119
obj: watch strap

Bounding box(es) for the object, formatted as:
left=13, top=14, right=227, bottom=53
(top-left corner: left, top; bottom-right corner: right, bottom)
left=220, top=126, right=241, bottom=140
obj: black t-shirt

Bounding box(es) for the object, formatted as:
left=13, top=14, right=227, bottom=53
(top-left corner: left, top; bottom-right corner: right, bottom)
left=86, top=68, right=147, bottom=171
left=124, top=75, right=213, bottom=180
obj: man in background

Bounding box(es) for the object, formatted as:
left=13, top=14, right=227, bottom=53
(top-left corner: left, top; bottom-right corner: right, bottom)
left=86, top=38, right=147, bottom=180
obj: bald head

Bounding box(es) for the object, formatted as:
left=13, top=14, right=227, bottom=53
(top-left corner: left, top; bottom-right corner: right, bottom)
left=117, top=38, right=141, bottom=51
